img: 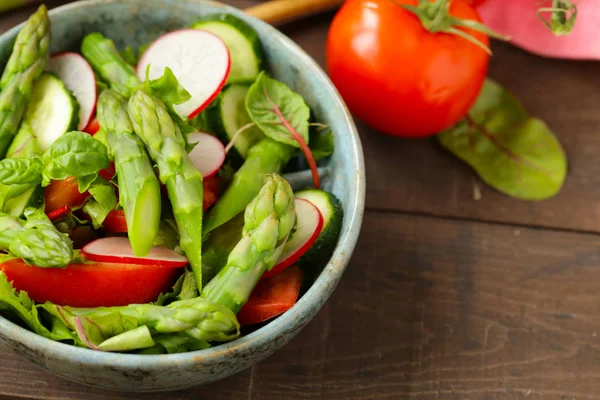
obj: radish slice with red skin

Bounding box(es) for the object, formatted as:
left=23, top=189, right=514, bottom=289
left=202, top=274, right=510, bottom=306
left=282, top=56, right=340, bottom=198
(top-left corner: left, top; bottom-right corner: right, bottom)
left=82, top=237, right=188, bottom=268
left=47, top=52, right=97, bottom=131
left=187, top=132, right=225, bottom=179
left=263, top=198, right=323, bottom=279
left=137, top=29, right=231, bottom=118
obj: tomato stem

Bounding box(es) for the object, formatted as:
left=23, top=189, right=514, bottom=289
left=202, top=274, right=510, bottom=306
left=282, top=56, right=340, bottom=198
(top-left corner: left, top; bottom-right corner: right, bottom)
left=537, top=0, right=578, bottom=36
left=393, top=0, right=509, bottom=54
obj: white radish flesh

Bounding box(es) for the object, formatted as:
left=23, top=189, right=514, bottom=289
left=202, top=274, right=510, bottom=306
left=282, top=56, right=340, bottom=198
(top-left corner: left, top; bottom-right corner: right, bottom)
left=47, top=52, right=97, bottom=131
left=137, top=29, right=231, bottom=118
left=82, top=237, right=188, bottom=268
left=187, top=132, right=225, bottom=179
left=264, top=198, right=324, bottom=279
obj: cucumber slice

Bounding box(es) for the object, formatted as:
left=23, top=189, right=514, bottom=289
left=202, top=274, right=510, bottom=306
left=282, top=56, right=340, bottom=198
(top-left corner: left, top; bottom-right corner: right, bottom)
left=21, top=72, right=79, bottom=152
left=208, top=83, right=264, bottom=159
left=295, top=189, right=343, bottom=269
left=193, top=14, right=263, bottom=83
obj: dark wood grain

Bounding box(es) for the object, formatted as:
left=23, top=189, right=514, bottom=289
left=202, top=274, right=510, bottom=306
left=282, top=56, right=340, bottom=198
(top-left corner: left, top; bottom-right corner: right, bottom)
left=3, top=211, right=600, bottom=399
left=1, top=1, right=600, bottom=399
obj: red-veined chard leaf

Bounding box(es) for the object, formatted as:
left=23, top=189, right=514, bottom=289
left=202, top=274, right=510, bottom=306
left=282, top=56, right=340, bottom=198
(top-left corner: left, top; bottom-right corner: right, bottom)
left=245, top=72, right=320, bottom=188
left=438, top=79, right=567, bottom=201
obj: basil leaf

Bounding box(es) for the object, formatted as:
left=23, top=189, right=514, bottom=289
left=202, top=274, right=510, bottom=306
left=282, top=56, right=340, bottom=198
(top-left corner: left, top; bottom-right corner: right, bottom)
left=82, top=179, right=118, bottom=229
left=309, top=128, right=334, bottom=161
left=41, top=131, right=109, bottom=186
left=245, top=72, right=310, bottom=148
left=438, top=79, right=567, bottom=201
left=0, top=157, right=43, bottom=185
left=77, top=173, right=99, bottom=193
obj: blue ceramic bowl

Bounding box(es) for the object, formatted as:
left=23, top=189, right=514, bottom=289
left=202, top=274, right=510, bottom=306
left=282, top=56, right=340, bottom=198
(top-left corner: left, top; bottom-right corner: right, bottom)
left=0, top=0, right=365, bottom=391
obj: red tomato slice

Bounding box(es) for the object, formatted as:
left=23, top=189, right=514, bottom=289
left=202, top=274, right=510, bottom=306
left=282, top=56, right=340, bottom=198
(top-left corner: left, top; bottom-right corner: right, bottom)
left=47, top=205, right=69, bottom=221
left=84, top=117, right=100, bottom=135
left=44, top=177, right=90, bottom=213
left=203, top=175, right=220, bottom=212
left=237, top=266, right=303, bottom=326
left=99, top=161, right=116, bottom=181
left=103, top=209, right=128, bottom=233
left=1, top=259, right=181, bottom=307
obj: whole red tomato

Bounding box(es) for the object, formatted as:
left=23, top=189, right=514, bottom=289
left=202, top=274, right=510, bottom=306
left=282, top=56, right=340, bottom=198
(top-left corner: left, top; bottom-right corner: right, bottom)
left=326, top=0, right=490, bottom=137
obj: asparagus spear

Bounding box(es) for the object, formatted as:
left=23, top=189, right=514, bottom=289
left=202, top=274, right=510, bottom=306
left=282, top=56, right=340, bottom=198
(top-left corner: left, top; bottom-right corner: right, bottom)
left=43, top=296, right=240, bottom=352
left=0, top=5, right=50, bottom=158
left=128, top=89, right=204, bottom=287
left=0, top=207, right=73, bottom=268
left=202, top=174, right=296, bottom=313
left=203, top=138, right=296, bottom=235
left=96, top=89, right=161, bottom=256
left=81, top=33, right=140, bottom=97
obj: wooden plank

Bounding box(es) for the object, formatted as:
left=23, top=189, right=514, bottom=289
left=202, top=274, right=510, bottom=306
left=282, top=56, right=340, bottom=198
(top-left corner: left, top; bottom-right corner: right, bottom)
left=1, top=211, right=599, bottom=399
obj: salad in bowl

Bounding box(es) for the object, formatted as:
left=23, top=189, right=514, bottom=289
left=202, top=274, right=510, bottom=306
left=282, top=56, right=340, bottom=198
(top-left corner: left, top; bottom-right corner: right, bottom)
left=0, top=5, right=342, bottom=355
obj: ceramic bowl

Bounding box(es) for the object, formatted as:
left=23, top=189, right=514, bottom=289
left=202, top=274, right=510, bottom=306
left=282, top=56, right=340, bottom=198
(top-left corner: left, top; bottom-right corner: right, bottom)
left=0, top=0, right=365, bottom=391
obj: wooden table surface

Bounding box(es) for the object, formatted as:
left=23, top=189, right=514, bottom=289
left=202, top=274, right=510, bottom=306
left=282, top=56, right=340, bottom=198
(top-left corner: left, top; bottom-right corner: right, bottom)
left=2, top=1, right=600, bottom=399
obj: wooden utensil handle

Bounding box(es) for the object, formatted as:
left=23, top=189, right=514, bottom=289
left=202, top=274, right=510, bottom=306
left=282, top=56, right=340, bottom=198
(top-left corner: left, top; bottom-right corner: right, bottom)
left=245, top=0, right=344, bottom=26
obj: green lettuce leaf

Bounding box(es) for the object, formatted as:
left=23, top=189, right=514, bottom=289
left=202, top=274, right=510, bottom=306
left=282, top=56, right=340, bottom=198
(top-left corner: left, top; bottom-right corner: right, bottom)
left=438, top=79, right=567, bottom=201
left=177, top=268, right=198, bottom=300
left=142, top=66, right=191, bottom=116
left=245, top=72, right=310, bottom=147
left=0, top=272, right=78, bottom=342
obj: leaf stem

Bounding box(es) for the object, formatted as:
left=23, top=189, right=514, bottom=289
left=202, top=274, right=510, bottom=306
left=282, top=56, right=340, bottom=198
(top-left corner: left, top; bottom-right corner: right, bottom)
left=308, top=122, right=329, bottom=131
left=261, top=86, right=320, bottom=188
left=225, top=122, right=256, bottom=154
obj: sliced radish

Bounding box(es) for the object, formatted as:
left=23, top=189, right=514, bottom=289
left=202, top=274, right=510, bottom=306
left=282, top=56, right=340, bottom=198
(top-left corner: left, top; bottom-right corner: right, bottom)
left=47, top=205, right=69, bottom=221
left=82, top=237, right=188, bottom=268
left=47, top=52, right=97, bottom=131
left=263, top=198, right=323, bottom=279
left=137, top=29, right=230, bottom=118
left=187, top=132, right=225, bottom=179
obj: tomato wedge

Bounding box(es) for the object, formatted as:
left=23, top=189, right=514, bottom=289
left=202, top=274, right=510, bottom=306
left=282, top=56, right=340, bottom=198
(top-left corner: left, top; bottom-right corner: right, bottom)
left=84, top=117, right=100, bottom=135
left=103, top=209, right=128, bottom=233
left=99, top=162, right=116, bottom=181
left=237, top=266, right=303, bottom=326
left=44, top=178, right=89, bottom=213
left=1, top=259, right=181, bottom=307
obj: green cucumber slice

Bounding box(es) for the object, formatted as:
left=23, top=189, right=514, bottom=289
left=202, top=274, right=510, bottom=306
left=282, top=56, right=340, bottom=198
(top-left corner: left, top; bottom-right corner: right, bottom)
left=21, top=72, right=79, bottom=152
left=208, top=83, right=264, bottom=159
left=193, top=14, right=263, bottom=84
left=295, top=189, right=343, bottom=269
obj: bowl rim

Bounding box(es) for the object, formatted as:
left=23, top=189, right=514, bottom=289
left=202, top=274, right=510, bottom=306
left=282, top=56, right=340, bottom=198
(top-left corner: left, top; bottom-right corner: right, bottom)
left=0, top=0, right=365, bottom=368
